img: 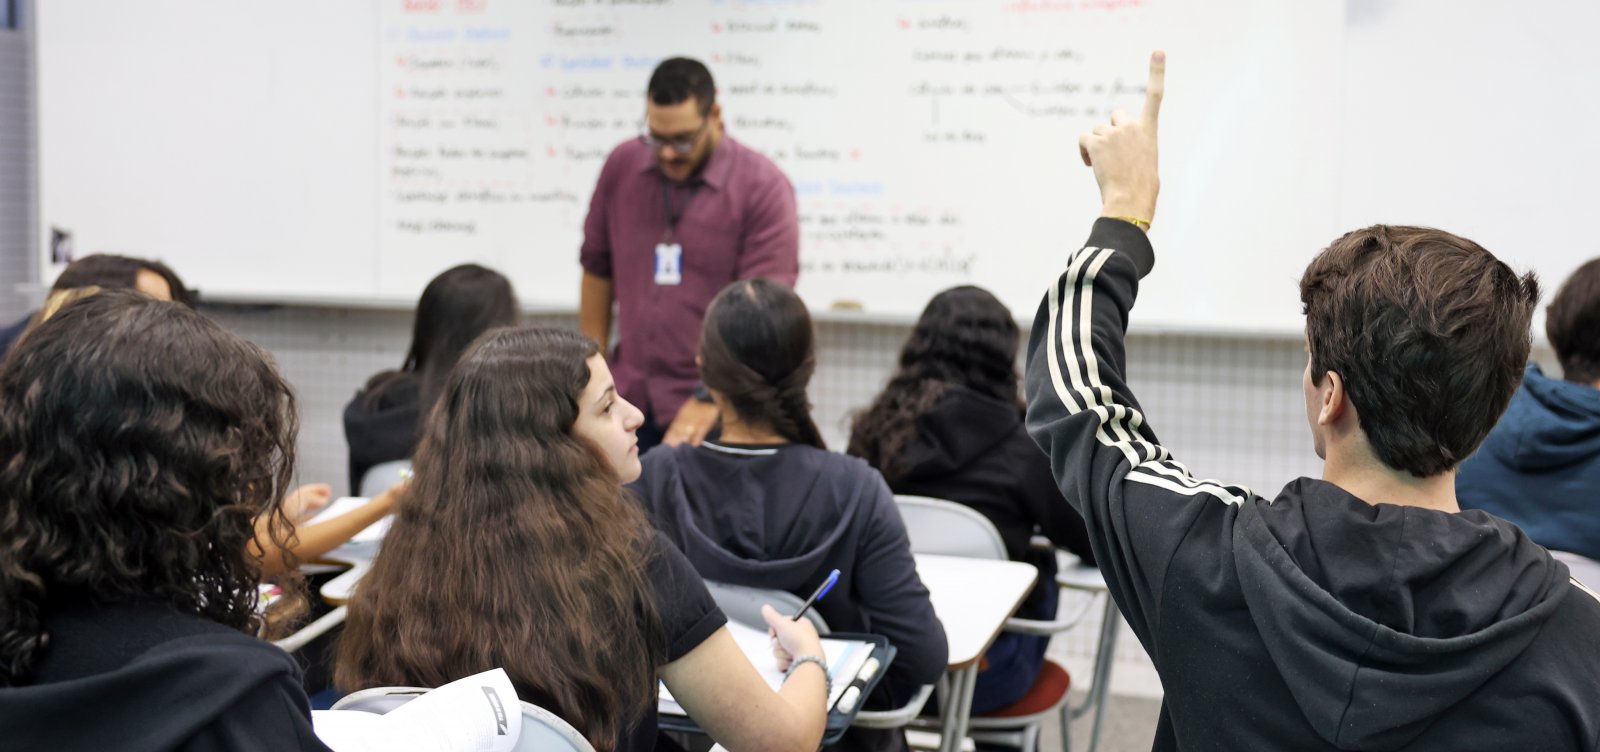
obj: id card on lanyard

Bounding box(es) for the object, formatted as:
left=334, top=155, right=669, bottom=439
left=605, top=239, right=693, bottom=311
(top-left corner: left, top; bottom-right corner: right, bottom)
left=656, top=175, right=698, bottom=287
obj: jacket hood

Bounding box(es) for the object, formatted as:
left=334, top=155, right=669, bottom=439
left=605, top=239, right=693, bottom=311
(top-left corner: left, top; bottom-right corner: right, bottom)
left=343, top=371, right=422, bottom=435
left=1479, top=363, right=1600, bottom=472
left=635, top=443, right=879, bottom=594
left=901, top=386, right=1024, bottom=479
left=1235, top=478, right=1570, bottom=750
left=0, top=630, right=304, bottom=751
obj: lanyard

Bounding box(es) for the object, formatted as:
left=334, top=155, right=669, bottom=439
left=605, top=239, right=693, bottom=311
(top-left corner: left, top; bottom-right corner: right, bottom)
left=660, top=175, right=700, bottom=243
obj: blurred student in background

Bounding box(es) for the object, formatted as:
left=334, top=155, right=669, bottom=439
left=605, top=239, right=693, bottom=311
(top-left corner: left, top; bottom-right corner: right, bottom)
left=0, top=253, right=193, bottom=360
left=1459, top=257, right=1600, bottom=564
left=850, top=285, right=1096, bottom=715
left=343, top=264, right=517, bottom=493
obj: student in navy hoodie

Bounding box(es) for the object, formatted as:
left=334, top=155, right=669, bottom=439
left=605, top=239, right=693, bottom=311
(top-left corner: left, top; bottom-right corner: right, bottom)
left=1459, top=257, right=1600, bottom=562
left=849, top=285, right=1096, bottom=715
left=631, top=278, right=948, bottom=752
left=0, top=290, right=329, bottom=751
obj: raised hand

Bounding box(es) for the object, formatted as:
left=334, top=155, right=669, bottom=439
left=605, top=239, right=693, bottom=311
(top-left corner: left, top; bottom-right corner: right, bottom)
left=1079, top=50, right=1165, bottom=225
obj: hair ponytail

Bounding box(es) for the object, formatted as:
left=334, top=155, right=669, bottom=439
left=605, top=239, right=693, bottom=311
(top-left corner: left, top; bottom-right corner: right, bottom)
left=699, top=279, right=825, bottom=449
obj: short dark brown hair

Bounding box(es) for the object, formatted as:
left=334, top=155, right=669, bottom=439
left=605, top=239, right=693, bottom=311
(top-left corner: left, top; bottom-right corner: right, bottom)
left=648, top=57, right=715, bottom=115
left=1546, top=257, right=1600, bottom=384
left=1299, top=225, right=1540, bottom=477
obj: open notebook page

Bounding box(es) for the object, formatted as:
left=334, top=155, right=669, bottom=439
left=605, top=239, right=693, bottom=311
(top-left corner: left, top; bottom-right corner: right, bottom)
left=659, top=621, right=874, bottom=715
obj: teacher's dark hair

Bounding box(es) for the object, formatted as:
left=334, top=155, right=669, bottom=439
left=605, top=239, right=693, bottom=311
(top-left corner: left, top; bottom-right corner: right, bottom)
left=1545, top=257, right=1600, bottom=384
left=0, top=290, right=302, bottom=685
left=337, top=328, right=663, bottom=751
left=699, top=278, right=825, bottom=449
left=648, top=57, right=716, bottom=115
left=1300, top=225, right=1540, bottom=477
left=849, top=286, right=1022, bottom=482
left=366, top=264, right=518, bottom=421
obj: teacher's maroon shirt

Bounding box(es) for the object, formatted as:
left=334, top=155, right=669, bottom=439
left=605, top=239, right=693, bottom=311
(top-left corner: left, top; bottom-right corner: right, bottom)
left=580, top=135, right=799, bottom=428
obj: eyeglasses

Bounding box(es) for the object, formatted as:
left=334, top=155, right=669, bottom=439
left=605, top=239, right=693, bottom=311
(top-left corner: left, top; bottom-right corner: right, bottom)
left=640, top=120, right=709, bottom=155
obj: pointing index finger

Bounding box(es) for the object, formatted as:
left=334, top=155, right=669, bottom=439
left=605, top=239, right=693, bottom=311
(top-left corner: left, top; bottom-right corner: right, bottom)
left=1142, top=50, right=1166, bottom=127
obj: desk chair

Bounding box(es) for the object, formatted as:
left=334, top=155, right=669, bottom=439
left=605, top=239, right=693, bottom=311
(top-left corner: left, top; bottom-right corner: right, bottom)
left=1049, top=547, right=1119, bottom=752
left=1552, top=550, right=1600, bottom=588
left=895, top=495, right=1106, bottom=752
left=358, top=459, right=412, bottom=499
left=332, top=686, right=595, bottom=752
left=703, top=580, right=936, bottom=733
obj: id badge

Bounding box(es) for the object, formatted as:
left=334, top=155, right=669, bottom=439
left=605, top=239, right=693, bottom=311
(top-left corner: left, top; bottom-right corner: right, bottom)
left=654, top=242, right=683, bottom=286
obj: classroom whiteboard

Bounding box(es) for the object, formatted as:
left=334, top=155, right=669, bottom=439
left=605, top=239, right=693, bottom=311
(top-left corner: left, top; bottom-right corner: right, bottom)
left=37, top=0, right=1595, bottom=333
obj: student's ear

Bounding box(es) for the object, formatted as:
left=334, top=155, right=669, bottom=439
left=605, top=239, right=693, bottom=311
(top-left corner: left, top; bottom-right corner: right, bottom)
left=709, top=102, right=723, bottom=126
left=1317, top=371, right=1348, bottom=427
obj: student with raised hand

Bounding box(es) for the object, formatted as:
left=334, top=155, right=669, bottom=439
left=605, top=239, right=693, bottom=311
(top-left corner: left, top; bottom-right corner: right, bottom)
left=631, top=278, right=948, bottom=752
left=1458, top=257, right=1600, bottom=563
left=335, top=328, right=827, bottom=752
left=1025, top=51, right=1600, bottom=749
left=0, top=290, right=330, bottom=751
left=848, top=285, right=1095, bottom=715
left=342, top=263, right=518, bottom=493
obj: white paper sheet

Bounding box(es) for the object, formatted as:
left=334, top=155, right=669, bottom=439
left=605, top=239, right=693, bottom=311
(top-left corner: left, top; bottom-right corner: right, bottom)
left=314, top=668, right=521, bottom=752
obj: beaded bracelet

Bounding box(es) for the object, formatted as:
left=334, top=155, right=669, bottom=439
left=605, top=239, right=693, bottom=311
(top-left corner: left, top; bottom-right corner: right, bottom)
left=785, top=654, right=831, bottom=700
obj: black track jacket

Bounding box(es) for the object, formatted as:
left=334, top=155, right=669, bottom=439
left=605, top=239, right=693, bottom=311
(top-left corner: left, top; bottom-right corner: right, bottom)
left=1023, top=218, right=1600, bottom=751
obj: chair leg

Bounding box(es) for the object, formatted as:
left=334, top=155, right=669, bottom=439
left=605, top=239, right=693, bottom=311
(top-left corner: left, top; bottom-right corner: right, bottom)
left=1083, top=595, right=1119, bottom=752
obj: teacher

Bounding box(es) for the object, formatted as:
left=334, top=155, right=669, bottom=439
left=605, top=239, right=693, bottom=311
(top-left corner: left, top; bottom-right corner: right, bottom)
left=579, top=57, right=800, bottom=452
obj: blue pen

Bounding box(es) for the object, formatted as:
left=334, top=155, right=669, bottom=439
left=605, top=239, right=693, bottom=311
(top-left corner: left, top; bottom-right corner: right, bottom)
left=792, top=569, right=840, bottom=622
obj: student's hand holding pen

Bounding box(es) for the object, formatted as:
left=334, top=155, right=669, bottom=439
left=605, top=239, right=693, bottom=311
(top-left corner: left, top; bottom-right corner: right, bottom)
left=762, top=604, right=823, bottom=673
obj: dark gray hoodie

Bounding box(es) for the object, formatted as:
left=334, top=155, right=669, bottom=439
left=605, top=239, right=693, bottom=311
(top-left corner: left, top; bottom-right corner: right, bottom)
left=630, top=441, right=949, bottom=700
left=1024, top=219, right=1600, bottom=750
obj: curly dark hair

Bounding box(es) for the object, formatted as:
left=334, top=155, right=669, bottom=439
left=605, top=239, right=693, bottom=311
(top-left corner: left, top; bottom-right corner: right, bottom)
left=1300, top=225, right=1540, bottom=476
left=0, top=290, right=301, bottom=685
left=849, top=286, right=1022, bottom=482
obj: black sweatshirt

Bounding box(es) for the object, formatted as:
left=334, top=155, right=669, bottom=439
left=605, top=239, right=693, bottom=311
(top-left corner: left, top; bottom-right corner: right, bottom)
left=1023, top=219, right=1600, bottom=751
left=883, top=384, right=1097, bottom=617
left=0, top=601, right=331, bottom=751
left=342, top=371, right=422, bottom=493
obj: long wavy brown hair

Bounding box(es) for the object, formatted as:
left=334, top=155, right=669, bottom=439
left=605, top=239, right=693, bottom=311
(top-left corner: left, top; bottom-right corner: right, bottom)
left=0, top=290, right=302, bottom=685
left=335, top=328, right=663, bottom=750
left=849, top=286, right=1023, bottom=482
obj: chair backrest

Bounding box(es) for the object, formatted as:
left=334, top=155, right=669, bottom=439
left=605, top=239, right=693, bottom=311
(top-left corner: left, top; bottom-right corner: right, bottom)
left=893, top=495, right=1007, bottom=560
left=330, top=687, right=596, bottom=752
left=1552, top=550, right=1600, bottom=588
left=705, top=579, right=830, bottom=635
left=359, top=459, right=412, bottom=498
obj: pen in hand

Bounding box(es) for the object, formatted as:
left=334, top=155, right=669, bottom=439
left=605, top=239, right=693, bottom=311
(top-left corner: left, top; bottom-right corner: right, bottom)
left=793, top=569, right=840, bottom=622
